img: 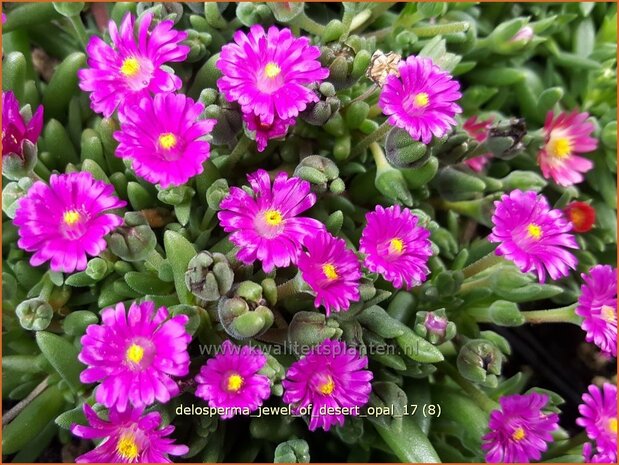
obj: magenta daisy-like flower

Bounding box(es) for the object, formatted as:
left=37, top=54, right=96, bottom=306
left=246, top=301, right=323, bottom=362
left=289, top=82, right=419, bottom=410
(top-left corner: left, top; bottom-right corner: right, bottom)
left=194, top=340, right=271, bottom=419
left=577, top=383, right=618, bottom=454
left=115, top=93, right=216, bottom=188
left=538, top=111, right=597, bottom=186
left=583, top=442, right=617, bottom=463
left=2, top=90, right=43, bottom=158
left=78, top=301, right=191, bottom=412
left=78, top=13, right=189, bottom=117
left=72, top=404, right=188, bottom=463
left=379, top=55, right=462, bottom=144
left=576, top=265, right=617, bottom=357
left=298, top=230, right=362, bottom=315
left=218, top=169, right=324, bottom=273
left=462, top=115, right=494, bottom=172
left=217, top=25, right=329, bottom=124
left=243, top=112, right=294, bottom=152
left=488, top=190, right=578, bottom=283
left=359, top=205, right=432, bottom=289
left=282, top=339, right=373, bottom=432
left=13, top=172, right=125, bottom=273
left=482, top=392, right=559, bottom=463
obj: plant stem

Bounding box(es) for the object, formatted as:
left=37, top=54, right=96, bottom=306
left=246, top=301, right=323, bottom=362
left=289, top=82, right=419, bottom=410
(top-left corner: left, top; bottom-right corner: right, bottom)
left=411, top=21, right=470, bottom=37
left=349, top=9, right=372, bottom=32
left=544, top=431, right=588, bottom=459
left=2, top=377, right=49, bottom=426
left=458, top=276, right=492, bottom=294
left=521, top=303, right=581, bottom=325
left=68, top=15, right=89, bottom=48
left=438, top=362, right=498, bottom=413
left=461, top=251, right=504, bottom=279
left=351, top=120, right=391, bottom=157
left=292, top=12, right=324, bottom=36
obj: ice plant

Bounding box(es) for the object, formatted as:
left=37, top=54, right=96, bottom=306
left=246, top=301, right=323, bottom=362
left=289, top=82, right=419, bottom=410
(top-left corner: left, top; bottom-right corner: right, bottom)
left=71, top=404, right=188, bottom=463
left=488, top=190, right=579, bottom=283
left=243, top=112, right=294, bottom=152
left=298, top=230, right=362, bottom=315
left=78, top=301, right=191, bottom=412
left=218, top=169, right=324, bottom=272
left=217, top=25, right=329, bottom=123
left=2, top=90, right=43, bottom=158
left=564, top=201, right=596, bottom=233
left=583, top=442, right=617, bottom=463
left=538, top=110, right=597, bottom=186
left=13, top=172, right=125, bottom=273
left=359, top=205, right=432, bottom=289
left=462, top=115, right=494, bottom=172
left=379, top=55, right=462, bottom=144
left=576, top=265, right=617, bottom=357
left=78, top=13, right=189, bottom=117
left=577, top=383, right=618, bottom=455
left=282, top=339, right=373, bottom=431
left=482, top=392, right=559, bottom=463
left=194, top=340, right=271, bottom=418
left=114, top=93, right=216, bottom=188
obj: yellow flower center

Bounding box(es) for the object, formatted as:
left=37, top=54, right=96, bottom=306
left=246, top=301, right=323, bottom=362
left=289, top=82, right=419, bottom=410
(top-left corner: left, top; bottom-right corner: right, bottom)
left=548, top=136, right=572, bottom=159
left=264, top=62, right=281, bottom=78
left=601, top=305, right=617, bottom=324
left=318, top=376, right=335, bottom=395
left=264, top=209, right=283, bottom=226
left=116, top=433, right=139, bottom=461
left=414, top=92, right=429, bottom=107
left=120, top=57, right=140, bottom=77
left=608, top=417, right=617, bottom=434
left=227, top=373, right=244, bottom=392
left=63, top=210, right=81, bottom=226
left=527, top=223, right=542, bottom=239
left=158, top=132, right=177, bottom=150
left=512, top=427, right=526, bottom=441
left=389, top=238, right=404, bottom=254
left=126, top=344, right=145, bottom=364
left=322, top=263, right=338, bottom=280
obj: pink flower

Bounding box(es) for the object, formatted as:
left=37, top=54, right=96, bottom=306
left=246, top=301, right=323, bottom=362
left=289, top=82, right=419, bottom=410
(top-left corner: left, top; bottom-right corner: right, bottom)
left=359, top=205, right=432, bottom=289
left=538, top=111, right=597, bottom=186
left=13, top=172, right=125, bottom=273
left=217, top=25, right=329, bottom=124
left=243, top=112, right=294, bottom=152
left=115, top=93, right=216, bottom=188
left=298, top=230, right=362, bottom=315
left=482, top=392, right=559, bottom=463
left=2, top=91, right=43, bottom=158
left=78, top=301, right=191, bottom=412
left=583, top=442, right=617, bottom=463
left=218, top=169, right=324, bottom=273
left=576, top=265, right=617, bottom=357
left=379, top=55, right=462, bottom=144
left=78, top=13, right=189, bottom=117
left=488, top=190, right=578, bottom=283
left=71, top=404, right=188, bottom=463
left=282, top=339, right=373, bottom=431
left=462, top=115, right=494, bottom=172
left=194, top=340, right=271, bottom=419
left=577, top=383, right=617, bottom=455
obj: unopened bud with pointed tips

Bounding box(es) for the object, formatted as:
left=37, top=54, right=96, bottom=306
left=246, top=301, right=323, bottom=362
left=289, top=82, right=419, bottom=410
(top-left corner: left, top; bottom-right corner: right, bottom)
left=414, top=309, right=456, bottom=345
left=108, top=212, right=157, bottom=262
left=16, top=298, right=53, bottom=331
left=185, top=251, right=234, bottom=302
left=457, top=339, right=504, bottom=388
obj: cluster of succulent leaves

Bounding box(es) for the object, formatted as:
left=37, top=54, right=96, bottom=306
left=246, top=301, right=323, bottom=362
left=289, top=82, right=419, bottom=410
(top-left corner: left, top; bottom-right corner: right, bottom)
left=1, top=2, right=617, bottom=463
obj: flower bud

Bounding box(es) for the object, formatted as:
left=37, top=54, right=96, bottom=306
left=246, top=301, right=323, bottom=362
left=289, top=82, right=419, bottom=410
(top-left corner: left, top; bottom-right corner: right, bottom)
left=157, top=185, right=195, bottom=206
left=259, top=352, right=285, bottom=386
left=385, top=127, right=428, bottom=168
left=236, top=2, right=273, bottom=27
left=488, top=300, right=525, bottom=327
left=3, top=139, right=38, bottom=181
left=235, top=280, right=263, bottom=303
left=2, top=177, right=34, bottom=219
left=274, top=439, right=310, bottom=463
left=108, top=212, right=157, bottom=262
left=294, top=155, right=343, bottom=194
left=199, top=88, right=219, bottom=107
left=184, top=29, right=211, bottom=63
left=218, top=296, right=274, bottom=339
left=85, top=257, right=112, bottom=281
left=16, top=298, right=53, bottom=331
left=205, top=179, right=229, bottom=211
left=486, top=118, right=527, bottom=159
left=320, top=42, right=364, bottom=90
left=414, top=309, right=456, bottom=345
left=299, top=87, right=340, bottom=126
left=287, top=311, right=342, bottom=351
left=185, top=251, right=234, bottom=302
left=456, top=339, right=504, bottom=388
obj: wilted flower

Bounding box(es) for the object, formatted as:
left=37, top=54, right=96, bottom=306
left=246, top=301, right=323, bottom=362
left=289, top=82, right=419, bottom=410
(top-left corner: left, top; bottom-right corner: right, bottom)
left=564, top=201, right=596, bottom=233
left=577, top=383, right=617, bottom=455
left=366, top=50, right=401, bottom=86
left=2, top=90, right=43, bottom=158
left=576, top=265, right=617, bottom=357
left=379, top=55, right=462, bottom=144
left=13, top=172, right=125, bottom=273
left=488, top=190, right=578, bottom=283
left=78, top=301, right=191, bottom=412
left=359, top=205, right=432, bottom=289
left=282, top=339, right=373, bottom=431
left=71, top=404, right=188, bottom=463
left=78, top=13, right=189, bottom=117
left=218, top=169, right=324, bottom=273
left=462, top=115, right=494, bottom=172
left=194, top=340, right=271, bottom=418
left=243, top=112, right=294, bottom=152
left=114, top=93, right=216, bottom=188
left=538, top=111, right=597, bottom=186
left=482, top=392, right=559, bottom=463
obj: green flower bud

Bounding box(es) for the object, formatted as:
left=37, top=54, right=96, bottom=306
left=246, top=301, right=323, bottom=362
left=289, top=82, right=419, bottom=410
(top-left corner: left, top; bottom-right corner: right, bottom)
left=274, top=439, right=310, bottom=463
left=85, top=257, right=112, bottom=281
left=2, top=178, right=34, bottom=219
left=157, top=185, right=195, bottom=206
left=184, top=29, right=211, bottom=63
left=294, top=155, right=343, bottom=194
left=205, top=179, right=229, bottom=211
left=457, top=339, right=504, bottom=388
left=199, top=88, right=218, bottom=107
left=479, top=330, right=511, bottom=356
left=414, top=309, right=456, bottom=345
left=484, top=18, right=529, bottom=54
left=16, top=298, right=53, bottom=331
left=3, top=139, right=38, bottom=181
left=287, top=311, right=342, bottom=350
left=218, top=296, right=273, bottom=339
left=185, top=251, right=234, bottom=302
left=320, top=42, right=365, bottom=90
left=108, top=212, right=157, bottom=262
left=488, top=300, right=525, bottom=327
left=486, top=118, right=527, bottom=159
left=236, top=3, right=273, bottom=27
left=259, top=352, right=285, bottom=385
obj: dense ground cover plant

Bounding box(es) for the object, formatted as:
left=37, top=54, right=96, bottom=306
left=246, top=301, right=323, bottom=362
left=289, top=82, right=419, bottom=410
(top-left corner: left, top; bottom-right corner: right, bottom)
left=1, top=2, right=617, bottom=463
